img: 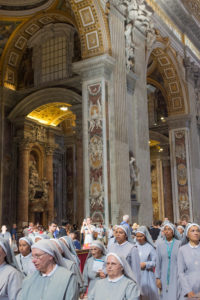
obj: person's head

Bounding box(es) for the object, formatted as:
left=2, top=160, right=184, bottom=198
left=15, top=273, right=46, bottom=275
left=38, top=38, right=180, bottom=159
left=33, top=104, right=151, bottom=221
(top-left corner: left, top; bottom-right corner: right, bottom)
left=12, top=224, right=17, bottom=229
left=177, top=226, right=184, bottom=235
left=181, top=218, right=188, bottom=226
left=69, top=231, right=76, bottom=240
left=91, top=245, right=103, bottom=259
left=19, top=238, right=32, bottom=257
left=163, top=224, right=174, bottom=241
left=32, top=248, right=55, bottom=273
left=115, top=226, right=127, bottom=244
left=136, top=232, right=146, bottom=245
left=48, top=222, right=57, bottom=233
left=106, top=254, right=124, bottom=279
left=51, top=240, right=62, bottom=255
left=86, top=217, right=92, bottom=225
left=187, top=224, right=200, bottom=244
left=29, top=222, right=34, bottom=228
left=123, top=215, right=129, bottom=223
left=1, top=225, right=7, bottom=232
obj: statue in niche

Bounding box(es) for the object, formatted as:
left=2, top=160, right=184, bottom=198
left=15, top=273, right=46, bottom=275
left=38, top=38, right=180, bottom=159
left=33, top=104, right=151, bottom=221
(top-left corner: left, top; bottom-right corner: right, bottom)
left=41, top=178, right=49, bottom=202
left=129, top=151, right=139, bottom=193
left=28, top=160, right=40, bottom=201
left=125, top=23, right=135, bottom=71
left=18, top=47, right=34, bottom=88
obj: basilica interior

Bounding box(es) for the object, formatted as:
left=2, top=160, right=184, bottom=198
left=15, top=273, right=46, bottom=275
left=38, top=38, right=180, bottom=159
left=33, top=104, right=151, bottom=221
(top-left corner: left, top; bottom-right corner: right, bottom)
left=0, top=0, right=200, bottom=228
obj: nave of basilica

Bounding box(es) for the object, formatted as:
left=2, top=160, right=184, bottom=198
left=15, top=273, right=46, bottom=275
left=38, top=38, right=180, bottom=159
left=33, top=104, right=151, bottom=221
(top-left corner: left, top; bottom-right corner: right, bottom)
left=0, top=0, right=200, bottom=229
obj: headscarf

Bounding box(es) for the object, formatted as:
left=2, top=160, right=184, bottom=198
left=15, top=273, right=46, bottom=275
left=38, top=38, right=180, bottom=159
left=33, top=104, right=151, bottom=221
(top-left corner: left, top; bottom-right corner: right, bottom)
left=136, top=226, right=155, bottom=248
left=59, top=236, right=80, bottom=264
left=19, top=237, right=33, bottom=247
left=50, top=239, right=84, bottom=286
left=0, top=237, right=20, bottom=270
left=90, top=240, right=107, bottom=256
left=181, top=223, right=200, bottom=246
left=163, top=221, right=182, bottom=240
left=116, top=225, right=135, bottom=243
left=31, top=239, right=66, bottom=268
left=106, top=253, right=137, bottom=282
left=50, top=239, right=75, bottom=262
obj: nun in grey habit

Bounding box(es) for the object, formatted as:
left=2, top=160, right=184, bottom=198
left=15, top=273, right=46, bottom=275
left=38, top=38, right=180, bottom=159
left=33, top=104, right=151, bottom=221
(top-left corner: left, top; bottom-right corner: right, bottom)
left=59, top=235, right=80, bottom=265
left=20, top=239, right=79, bottom=300
left=0, top=237, right=23, bottom=300
left=50, top=238, right=84, bottom=292
left=178, top=223, right=200, bottom=299
left=82, top=240, right=107, bottom=297
left=88, top=253, right=140, bottom=300
left=155, top=222, right=181, bottom=300
left=136, top=226, right=159, bottom=300
left=15, top=237, right=36, bottom=277
left=107, top=224, right=141, bottom=287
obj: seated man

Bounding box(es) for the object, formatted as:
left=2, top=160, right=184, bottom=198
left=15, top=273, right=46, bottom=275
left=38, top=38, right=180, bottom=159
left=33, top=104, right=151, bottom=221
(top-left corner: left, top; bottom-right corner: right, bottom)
left=20, top=239, right=79, bottom=300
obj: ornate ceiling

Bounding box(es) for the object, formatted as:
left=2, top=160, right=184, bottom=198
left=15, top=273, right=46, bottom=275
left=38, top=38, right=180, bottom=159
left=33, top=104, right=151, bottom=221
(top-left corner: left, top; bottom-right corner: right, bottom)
left=181, top=0, right=200, bottom=24
left=27, top=102, right=75, bottom=127
left=0, top=0, right=55, bottom=16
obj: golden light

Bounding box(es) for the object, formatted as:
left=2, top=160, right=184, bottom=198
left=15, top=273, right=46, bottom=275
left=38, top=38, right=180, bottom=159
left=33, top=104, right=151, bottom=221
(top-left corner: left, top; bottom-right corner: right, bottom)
left=27, top=102, right=74, bottom=127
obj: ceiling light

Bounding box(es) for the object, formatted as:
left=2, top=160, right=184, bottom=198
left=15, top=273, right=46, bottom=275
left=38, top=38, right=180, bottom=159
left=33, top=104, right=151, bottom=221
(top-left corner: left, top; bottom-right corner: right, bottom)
left=60, top=106, right=68, bottom=111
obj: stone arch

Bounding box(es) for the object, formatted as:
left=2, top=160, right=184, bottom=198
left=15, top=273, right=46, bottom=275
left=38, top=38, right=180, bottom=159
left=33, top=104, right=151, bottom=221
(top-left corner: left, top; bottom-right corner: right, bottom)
left=1, top=1, right=111, bottom=89
left=146, top=38, right=188, bottom=116
left=8, top=87, right=81, bottom=121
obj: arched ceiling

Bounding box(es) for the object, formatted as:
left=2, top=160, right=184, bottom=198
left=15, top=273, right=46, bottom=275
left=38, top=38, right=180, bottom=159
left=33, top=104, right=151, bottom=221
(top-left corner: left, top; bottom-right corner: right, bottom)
left=27, top=102, right=75, bottom=126
left=147, top=47, right=187, bottom=116
left=0, top=0, right=55, bottom=16
left=0, top=1, right=111, bottom=89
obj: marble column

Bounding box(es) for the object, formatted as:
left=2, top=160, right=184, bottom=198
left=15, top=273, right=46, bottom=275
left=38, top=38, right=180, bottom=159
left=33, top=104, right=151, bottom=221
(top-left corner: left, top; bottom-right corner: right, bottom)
left=169, top=115, right=193, bottom=222
left=162, top=159, right=173, bottom=222
left=73, top=54, right=115, bottom=226
left=45, top=145, right=55, bottom=222
left=17, top=140, right=30, bottom=228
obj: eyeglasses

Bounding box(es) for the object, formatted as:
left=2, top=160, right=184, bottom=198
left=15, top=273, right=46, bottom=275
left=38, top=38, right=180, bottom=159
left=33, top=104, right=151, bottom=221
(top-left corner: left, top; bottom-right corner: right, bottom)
left=32, top=253, right=48, bottom=260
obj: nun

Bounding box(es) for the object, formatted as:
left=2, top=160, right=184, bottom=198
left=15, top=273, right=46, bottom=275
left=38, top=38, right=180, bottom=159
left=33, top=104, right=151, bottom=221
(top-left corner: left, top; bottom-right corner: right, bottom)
left=50, top=238, right=84, bottom=293
left=155, top=222, right=181, bottom=300
left=178, top=223, right=200, bottom=299
left=20, top=239, right=79, bottom=300
left=81, top=240, right=107, bottom=298
left=107, top=224, right=141, bottom=287
left=59, top=235, right=80, bottom=265
left=0, top=237, right=23, bottom=300
left=136, top=226, right=159, bottom=300
left=88, top=253, right=140, bottom=300
left=15, top=237, right=36, bottom=277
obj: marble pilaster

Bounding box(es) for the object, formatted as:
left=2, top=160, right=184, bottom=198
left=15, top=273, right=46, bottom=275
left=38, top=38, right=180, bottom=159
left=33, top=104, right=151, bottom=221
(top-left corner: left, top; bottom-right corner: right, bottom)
left=0, top=87, right=4, bottom=226
left=109, top=5, right=132, bottom=224
left=168, top=115, right=193, bottom=222
left=17, top=140, right=30, bottom=228
left=73, top=54, right=115, bottom=226
left=128, top=26, right=153, bottom=225
left=45, top=145, right=56, bottom=222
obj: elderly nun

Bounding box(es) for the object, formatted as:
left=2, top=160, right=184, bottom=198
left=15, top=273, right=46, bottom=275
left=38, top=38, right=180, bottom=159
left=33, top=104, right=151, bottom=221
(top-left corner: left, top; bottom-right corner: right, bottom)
left=15, top=237, right=36, bottom=277
left=81, top=240, right=107, bottom=298
left=88, top=252, right=140, bottom=300
left=20, top=239, right=79, bottom=300
left=155, top=222, right=181, bottom=300
left=107, top=224, right=141, bottom=287
left=136, top=226, right=159, bottom=300
left=0, top=237, right=23, bottom=300
left=178, top=223, right=200, bottom=299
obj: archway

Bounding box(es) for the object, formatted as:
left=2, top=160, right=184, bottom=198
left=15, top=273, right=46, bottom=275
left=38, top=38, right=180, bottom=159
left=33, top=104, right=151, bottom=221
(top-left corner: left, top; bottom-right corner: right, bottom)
left=0, top=1, right=111, bottom=90
left=147, top=38, right=189, bottom=222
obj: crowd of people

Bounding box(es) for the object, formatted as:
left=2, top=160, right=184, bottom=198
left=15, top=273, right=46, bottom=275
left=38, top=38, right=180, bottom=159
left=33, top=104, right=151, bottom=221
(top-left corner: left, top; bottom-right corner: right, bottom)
left=0, top=215, right=200, bottom=300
